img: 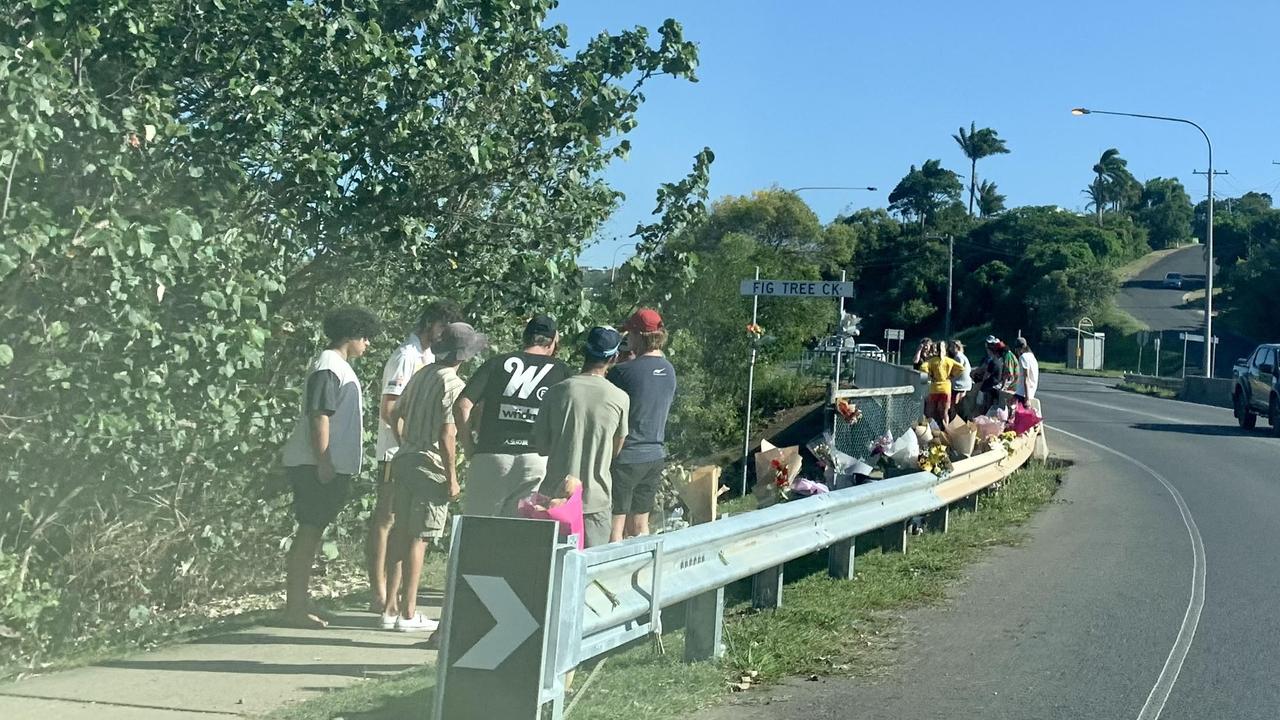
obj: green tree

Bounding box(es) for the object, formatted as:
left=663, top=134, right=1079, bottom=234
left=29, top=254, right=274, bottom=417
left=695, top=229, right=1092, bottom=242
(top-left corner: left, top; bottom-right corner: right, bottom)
left=887, top=159, right=963, bottom=234
left=0, top=0, right=703, bottom=664
left=1089, top=148, right=1140, bottom=217
left=1135, top=177, right=1194, bottom=249
left=976, top=179, right=1007, bottom=217
left=953, top=122, right=1011, bottom=216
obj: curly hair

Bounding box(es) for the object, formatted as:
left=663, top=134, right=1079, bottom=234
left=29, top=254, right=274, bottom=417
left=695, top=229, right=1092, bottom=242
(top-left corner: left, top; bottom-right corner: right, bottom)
left=323, top=306, right=381, bottom=346
left=415, top=299, right=463, bottom=332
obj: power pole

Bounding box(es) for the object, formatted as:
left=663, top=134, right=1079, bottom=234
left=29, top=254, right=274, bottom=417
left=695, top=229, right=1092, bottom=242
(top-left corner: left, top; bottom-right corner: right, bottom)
left=1193, top=168, right=1228, bottom=377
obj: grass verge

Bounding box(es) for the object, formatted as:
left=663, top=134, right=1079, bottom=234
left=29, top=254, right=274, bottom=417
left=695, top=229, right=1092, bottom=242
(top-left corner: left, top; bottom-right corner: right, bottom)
left=266, top=460, right=1066, bottom=720
left=1040, top=361, right=1123, bottom=378
left=1116, top=381, right=1178, bottom=400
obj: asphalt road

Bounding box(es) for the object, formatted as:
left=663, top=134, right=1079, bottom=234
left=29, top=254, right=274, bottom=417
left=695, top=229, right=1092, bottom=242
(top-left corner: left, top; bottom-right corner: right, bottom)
left=695, top=373, right=1280, bottom=720
left=1116, top=246, right=1207, bottom=333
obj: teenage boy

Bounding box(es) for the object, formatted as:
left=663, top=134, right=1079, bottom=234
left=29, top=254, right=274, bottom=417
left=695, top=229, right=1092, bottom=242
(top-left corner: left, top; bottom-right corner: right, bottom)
left=607, top=309, right=677, bottom=541
left=455, top=315, right=570, bottom=517
left=280, top=306, right=381, bottom=629
left=1012, top=337, right=1040, bottom=406
left=382, top=322, right=487, bottom=631
left=532, top=327, right=630, bottom=548
left=368, top=300, right=461, bottom=615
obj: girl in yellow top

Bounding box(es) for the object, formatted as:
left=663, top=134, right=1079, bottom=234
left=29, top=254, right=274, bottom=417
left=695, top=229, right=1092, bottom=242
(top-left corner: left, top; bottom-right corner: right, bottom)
left=913, top=339, right=964, bottom=426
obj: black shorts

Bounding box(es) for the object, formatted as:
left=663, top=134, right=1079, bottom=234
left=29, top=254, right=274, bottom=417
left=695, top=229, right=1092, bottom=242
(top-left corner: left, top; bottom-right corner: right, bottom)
left=287, top=465, right=352, bottom=527
left=611, top=460, right=664, bottom=515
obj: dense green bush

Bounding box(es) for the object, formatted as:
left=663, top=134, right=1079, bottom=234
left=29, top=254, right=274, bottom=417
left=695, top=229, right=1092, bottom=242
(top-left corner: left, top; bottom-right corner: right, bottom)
left=0, top=0, right=702, bottom=670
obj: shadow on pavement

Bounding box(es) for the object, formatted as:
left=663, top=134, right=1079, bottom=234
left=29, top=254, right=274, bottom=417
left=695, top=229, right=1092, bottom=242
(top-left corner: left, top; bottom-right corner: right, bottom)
left=201, top=632, right=413, bottom=650
left=98, top=659, right=416, bottom=677
left=1131, top=422, right=1260, bottom=437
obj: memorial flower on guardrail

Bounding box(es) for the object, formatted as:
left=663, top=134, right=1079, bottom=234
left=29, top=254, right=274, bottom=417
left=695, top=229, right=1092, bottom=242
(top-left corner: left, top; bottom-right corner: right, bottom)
left=746, top=323, right=764, bottom=339
left=770, top=458, right=792, bottom=502
left=918, top=444, right=953, bottom=478
left=835, top=398, right=862, bottom=425
left=998, top=430, right=1017, bottom=457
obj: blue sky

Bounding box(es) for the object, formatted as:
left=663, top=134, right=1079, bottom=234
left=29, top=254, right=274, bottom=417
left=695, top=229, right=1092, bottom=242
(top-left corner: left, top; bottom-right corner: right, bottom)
left=556, top=0, right=1280, bottom=267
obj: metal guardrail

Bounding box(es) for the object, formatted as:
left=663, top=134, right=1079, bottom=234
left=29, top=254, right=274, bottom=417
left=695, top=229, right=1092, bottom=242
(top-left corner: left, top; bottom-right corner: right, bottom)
left=436, top=406, right=1046, bottom=719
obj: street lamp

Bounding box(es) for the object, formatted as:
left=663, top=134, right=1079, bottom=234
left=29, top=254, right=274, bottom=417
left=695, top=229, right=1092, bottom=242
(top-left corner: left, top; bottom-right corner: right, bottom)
left=610, top=241, right=638, bottom=283
left=1071, top=106, right=1216, bottom=378
left=790, top=186, right=878, bottom=193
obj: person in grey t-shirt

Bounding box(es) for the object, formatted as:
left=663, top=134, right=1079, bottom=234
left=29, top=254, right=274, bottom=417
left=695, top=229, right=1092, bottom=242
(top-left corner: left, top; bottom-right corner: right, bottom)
left=606, top=308, right=677, bottom=542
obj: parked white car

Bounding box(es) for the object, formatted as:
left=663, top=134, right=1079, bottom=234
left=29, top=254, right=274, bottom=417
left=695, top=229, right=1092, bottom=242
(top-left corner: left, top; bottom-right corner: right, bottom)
left=854, top=343, right=886, bottom=361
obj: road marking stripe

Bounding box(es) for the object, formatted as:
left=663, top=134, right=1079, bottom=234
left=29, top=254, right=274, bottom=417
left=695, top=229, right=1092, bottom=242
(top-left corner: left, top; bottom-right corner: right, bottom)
left=1042, top=391, right=1193, bottom=425
left=1049, top=425, right=1205, bottom=720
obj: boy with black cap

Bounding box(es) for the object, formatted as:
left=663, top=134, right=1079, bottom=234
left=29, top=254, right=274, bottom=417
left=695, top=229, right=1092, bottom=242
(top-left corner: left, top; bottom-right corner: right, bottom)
left=382, top=322, right=487, bottom=631
left=455, top=314, right=571, bottom=517
left=532, top=326, right=630, bottom=548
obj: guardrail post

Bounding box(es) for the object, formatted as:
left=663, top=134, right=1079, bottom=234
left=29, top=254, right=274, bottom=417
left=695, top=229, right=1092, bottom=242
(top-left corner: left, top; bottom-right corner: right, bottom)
left=956, top=494, right=979, bottom=513
left=922, top=506, right=949, bottom=533
left=878, top=521, right=907, bottom=554
left=751, top=565, right=784, bottom=609
left=684, top=587, right=725, bottom=662
left=827, top=536, right=857, bottom=580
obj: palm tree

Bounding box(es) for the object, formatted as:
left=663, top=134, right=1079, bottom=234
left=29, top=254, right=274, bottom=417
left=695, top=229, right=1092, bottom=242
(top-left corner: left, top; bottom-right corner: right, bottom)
left=953, top=122, right=1011, bottom=216
left=1091, top=148, right=1139, bottom=215
left=1083, top=177, right=1107, bottom=226
left=976, top=180, right=1006, bottom=217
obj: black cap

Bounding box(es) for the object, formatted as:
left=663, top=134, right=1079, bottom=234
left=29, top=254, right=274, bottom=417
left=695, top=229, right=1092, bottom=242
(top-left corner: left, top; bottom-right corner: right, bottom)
left=524, top=314, right=557, bottom=338
left=584, top=326, right=622, bottom=360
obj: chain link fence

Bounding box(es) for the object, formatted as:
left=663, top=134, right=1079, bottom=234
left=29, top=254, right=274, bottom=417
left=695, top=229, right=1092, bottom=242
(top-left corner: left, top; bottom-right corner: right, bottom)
left=831, top=387, right=923, bottom=461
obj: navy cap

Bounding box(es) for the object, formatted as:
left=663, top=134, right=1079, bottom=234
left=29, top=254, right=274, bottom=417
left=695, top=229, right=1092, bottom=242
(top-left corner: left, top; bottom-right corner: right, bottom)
left=584, top=326, right=622, bottom=360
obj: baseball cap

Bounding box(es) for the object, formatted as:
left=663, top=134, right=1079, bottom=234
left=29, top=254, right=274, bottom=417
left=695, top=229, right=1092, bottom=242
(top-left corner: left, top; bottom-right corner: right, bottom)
left=623, top=308, right=663, bottom=333
left=524, top=314, right=558, bottom=338
left=985, top=335, right=1001, bottom=346
left=584, top=326, right=623, bottom=360
left=434, top=322, right=488, bottom=363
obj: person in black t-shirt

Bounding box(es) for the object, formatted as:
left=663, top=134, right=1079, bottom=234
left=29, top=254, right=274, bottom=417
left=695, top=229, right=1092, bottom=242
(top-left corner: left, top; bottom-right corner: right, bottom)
left=607, top=308, right=677, bottom=542
left=454, top=315, right=571, bottom=517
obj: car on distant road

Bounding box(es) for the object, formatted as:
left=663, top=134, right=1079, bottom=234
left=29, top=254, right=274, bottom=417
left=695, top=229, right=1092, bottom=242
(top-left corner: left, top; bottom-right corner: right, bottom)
left=854, top=343, right=887, bottom=361
left=1232, top=343, right=1280, bottom=434
left=1163, top=272, right=1183, bottom=289
left=815, top=335, right=856, bottom=353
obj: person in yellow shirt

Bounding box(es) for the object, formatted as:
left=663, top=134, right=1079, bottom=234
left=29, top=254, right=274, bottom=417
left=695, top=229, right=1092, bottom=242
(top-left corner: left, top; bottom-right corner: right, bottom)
left=913, top=339, right=964, bottom=426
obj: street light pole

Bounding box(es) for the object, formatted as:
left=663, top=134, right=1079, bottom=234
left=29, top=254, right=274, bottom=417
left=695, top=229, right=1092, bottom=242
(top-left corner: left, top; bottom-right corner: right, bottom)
left=1071, top=107, right=1216, bottom=378
left=610, top=241, right=638, bottom=283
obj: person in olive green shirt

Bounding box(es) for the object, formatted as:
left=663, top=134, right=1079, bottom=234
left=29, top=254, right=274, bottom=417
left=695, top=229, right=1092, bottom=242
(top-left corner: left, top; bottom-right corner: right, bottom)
left=532, top=327, right=630, bottom=548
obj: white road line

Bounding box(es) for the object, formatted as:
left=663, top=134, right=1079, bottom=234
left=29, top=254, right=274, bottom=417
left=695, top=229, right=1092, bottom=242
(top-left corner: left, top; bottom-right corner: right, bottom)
left=1049, top=425, right=1205, bottom=720
left=1042, top=391, right=1193, bottom=425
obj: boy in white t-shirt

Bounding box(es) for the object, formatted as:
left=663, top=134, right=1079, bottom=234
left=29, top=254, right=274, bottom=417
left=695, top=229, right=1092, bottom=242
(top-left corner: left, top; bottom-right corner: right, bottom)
left=1013, top=337, right=1040, bottom=406
left=367, top=300, right=461, bottom=616
left=281, top=306, right=381, bottom=629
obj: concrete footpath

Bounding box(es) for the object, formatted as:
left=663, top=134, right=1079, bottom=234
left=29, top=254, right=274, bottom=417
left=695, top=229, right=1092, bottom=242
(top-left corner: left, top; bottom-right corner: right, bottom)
left=0, top=602, right=441, bottom=719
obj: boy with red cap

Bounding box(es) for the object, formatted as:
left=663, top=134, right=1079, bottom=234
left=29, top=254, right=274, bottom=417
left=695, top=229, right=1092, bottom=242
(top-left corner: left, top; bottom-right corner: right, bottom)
left=607, top=308, right=677, bottom=541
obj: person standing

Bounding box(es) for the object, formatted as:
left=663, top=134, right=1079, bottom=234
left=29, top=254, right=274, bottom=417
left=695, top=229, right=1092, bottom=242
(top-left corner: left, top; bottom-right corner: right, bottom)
left=532, top=327, right=630, bottom=549
left=975, top=336, right=1005, bottom=415
left=280, top=306, right=381, bottom=629
left=382, top=323, right=487, bottom=632
left=368, top=300, right=461, bottom=616
left=913, top=338, right=962, bottom=427
left=454, top=315, right=571, bottom=517
left=607, top=309, right=677, bottom=542
left=949, top=339, right=973, bottom=419
left=1012, top=337, right=1040, bottom=407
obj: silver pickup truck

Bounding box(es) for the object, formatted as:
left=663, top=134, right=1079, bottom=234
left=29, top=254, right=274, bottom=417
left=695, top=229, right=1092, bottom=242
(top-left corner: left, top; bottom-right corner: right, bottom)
left=1233, top=344, right=1280, bottom=434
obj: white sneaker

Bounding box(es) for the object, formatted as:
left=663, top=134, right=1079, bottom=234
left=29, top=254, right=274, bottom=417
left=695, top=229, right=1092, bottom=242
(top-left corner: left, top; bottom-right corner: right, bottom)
left=395, top=612, right=439, bottom=633
left=379, top=613, right=398, bottom=629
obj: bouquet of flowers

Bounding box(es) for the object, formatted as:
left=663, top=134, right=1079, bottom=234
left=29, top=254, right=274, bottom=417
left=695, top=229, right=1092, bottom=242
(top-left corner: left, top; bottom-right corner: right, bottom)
left=770, top=457, right=792, bottom=502
left=746, top=323, right=765, bottom=340
left=835, top=398, right=862, bottom=425
left=868, top=433, right=894, bottom=472
left=998, top=430, right=1017, bottom=457
left=918, top=444, right=954, bottom=478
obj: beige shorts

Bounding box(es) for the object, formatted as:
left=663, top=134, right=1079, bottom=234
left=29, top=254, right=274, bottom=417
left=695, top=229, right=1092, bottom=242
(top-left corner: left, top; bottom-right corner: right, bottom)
left=391, top=459, right=450, bottom=540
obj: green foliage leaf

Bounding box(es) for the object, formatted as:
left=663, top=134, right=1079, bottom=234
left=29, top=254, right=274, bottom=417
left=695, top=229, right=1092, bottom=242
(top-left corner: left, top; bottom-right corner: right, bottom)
left=0, top=344, right=13, bottom=366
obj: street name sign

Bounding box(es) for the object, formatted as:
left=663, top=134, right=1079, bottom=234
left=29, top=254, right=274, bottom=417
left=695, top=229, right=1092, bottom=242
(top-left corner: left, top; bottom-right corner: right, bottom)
left=884, top=328, right=904, bottom=340
left=1178, top=332, right=1219, bottom=344
left=435, top=516, right=561, bottom=720
left=739, top=279, right=854, bottom=298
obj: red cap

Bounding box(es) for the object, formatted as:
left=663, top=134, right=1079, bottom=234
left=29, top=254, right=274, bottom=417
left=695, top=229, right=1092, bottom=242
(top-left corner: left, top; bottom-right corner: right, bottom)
left=623, top=308, right=664, bottom=332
